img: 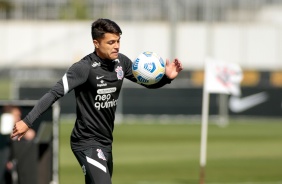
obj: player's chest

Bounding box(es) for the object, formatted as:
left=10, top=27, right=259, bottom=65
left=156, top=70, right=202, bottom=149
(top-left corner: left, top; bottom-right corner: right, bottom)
left=88, top=65, right=125, bottom=88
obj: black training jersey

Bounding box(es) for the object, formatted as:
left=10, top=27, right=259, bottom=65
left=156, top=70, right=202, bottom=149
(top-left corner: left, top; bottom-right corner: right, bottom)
left=23, top=52, right=172, bottom=151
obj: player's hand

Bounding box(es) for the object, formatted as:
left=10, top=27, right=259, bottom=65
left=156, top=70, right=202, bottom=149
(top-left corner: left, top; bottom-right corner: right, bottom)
left=11, top=120, right=29, bottom=141
left=165, top=58, right=183, bottom=79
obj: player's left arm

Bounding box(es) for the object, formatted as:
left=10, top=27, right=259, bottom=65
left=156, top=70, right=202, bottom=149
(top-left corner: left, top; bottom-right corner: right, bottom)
left=123, top=54, right=183, bottom=88
left=142, top=58, right=183, bottom=89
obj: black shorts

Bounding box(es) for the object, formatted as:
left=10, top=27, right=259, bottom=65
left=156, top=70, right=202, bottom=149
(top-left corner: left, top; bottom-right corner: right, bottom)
left=72, top=147, right=113, bottom=184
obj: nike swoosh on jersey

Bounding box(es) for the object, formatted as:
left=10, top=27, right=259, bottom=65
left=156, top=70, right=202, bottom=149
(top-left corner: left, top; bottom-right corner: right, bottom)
left=96, top=76, right=104, bottom=80
left=229, top=92, right=268, bottom=113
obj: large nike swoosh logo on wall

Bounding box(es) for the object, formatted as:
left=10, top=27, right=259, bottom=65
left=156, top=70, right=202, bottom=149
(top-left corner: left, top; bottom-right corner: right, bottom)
left=229, top=92, right=269, bottom=113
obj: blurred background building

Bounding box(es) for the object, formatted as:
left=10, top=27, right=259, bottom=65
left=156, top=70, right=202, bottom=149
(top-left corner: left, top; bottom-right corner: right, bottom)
left=0, top=0, right=281, bottom=118
left=0, top=0, right=281, bottom=22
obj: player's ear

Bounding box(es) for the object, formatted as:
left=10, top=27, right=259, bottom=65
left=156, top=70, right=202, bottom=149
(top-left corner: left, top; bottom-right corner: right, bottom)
left=93, top=40, right=99, bottom=49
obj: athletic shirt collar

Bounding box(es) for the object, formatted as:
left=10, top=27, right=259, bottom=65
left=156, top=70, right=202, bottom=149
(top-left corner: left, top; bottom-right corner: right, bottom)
left=92, top=51, right=117, bottom=68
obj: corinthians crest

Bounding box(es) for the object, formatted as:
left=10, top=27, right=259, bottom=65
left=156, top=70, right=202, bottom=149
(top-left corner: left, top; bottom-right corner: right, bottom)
left=115, top=66, right=124, bottom=80
left=97, top=149, right=106, bottom=161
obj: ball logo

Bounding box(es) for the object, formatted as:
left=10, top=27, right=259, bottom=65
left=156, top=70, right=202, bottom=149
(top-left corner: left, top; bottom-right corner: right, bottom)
left=144, top=62, right=156, bottom=73
left=133, top=58, right=140, bottom=70
left=159, top=58, right=165, bottom=67
left=137, top=76, right=149, bottom=83
left=143, top=51, right=153, bottom=57
left=156, top=73, right=164, bottom=81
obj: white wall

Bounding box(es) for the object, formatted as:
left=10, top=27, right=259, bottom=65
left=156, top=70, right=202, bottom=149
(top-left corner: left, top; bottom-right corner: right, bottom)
left=0, top=21, right=281, bottom=70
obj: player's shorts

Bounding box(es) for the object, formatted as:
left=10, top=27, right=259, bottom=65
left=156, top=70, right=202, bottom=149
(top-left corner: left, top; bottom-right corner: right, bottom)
left=72, top=146, right=113, bottom=184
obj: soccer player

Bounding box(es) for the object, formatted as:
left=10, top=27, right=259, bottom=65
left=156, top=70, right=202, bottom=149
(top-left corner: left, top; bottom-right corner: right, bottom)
left=11, top=18, right=183, bottom=184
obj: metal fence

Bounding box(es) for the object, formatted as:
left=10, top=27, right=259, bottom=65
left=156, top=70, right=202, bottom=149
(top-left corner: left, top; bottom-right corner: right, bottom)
left=1, top=0, right=282, bottom=22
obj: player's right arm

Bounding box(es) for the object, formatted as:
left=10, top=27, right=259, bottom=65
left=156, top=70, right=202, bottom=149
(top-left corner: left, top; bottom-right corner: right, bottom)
left=11, top=60, right=90, bottom=140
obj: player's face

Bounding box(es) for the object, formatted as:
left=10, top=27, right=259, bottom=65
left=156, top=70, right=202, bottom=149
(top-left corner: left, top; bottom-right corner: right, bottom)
left=94, top=33, right=120, bottom=60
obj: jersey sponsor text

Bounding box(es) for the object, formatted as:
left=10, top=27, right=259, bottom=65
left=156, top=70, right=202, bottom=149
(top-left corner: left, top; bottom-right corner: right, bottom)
left=94, top=94, right=118, bottom=110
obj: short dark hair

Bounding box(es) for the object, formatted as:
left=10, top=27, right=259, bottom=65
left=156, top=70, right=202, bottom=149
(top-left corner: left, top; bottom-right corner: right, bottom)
left=91, top=18, right=122, bottom=40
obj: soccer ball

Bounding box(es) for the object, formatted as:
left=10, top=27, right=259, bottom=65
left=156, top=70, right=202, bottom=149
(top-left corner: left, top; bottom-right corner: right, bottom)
left=132, top=51, right=166, bottom=85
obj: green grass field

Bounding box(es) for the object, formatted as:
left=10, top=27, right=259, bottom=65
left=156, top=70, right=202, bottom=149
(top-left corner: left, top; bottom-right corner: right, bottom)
left=59, top=118, right=282, bottom=184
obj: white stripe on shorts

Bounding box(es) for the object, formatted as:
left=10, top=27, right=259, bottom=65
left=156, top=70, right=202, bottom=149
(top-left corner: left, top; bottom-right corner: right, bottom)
left=86, top=156, right=107, bottom=173
left=62, top=74, right=69, bottom=95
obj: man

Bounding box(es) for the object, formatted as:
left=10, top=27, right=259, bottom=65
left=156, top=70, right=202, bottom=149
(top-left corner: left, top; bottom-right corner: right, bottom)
left=0, top=106, right=13, bottom=184
left=11, top=18, right=183, bottom=184
left=0, top=106, right=36, bottom=184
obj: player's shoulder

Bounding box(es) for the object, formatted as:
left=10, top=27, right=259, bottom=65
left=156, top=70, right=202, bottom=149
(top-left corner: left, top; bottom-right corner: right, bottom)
left=118, top=53, right=131, bottom=62
left=80, top=53, right=95, bottom=64
left=118, top=53, right=132, bottom=67
left=67, top=53, right=93, bottom=73
left=72, top=53, right=95, bottom=67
